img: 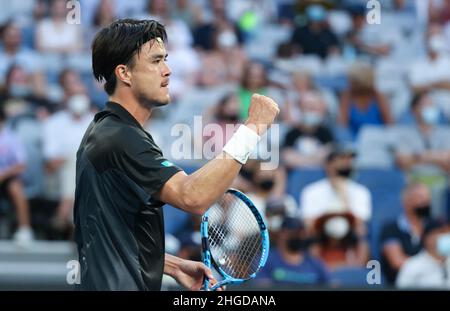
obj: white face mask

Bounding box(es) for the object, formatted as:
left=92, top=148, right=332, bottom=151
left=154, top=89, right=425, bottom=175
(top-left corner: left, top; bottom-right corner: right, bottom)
left=267, top=215, right=283, bottom=231
left=217, top=31, right=237, bottom=49
left=428, top=35, right=448, bottom=54
left=421, top=105, right=440, bottom=125
left=436, top=233, right=450, bottom=257
left=302, top=112, right=323, bottom=127
left=68, top=95, right=90, bottom=116
left=324, top=216, right=350, bottom=239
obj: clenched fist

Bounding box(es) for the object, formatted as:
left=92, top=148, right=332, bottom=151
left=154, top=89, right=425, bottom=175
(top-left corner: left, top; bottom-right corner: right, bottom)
left=245, top=94, right=280, bottom=136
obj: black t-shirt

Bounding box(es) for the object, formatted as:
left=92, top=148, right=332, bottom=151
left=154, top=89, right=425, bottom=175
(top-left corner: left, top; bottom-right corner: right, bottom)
left=379, top=217, right=422, bottom=284
left=282, top=125, right=334, bottom=150
left=74, top=101, right=181, bottom=290
left=291, top=25, right=339, bottom=59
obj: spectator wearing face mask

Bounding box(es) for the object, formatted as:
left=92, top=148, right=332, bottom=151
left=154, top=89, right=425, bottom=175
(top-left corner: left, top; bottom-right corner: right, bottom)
left=282, top=91, right=334, bottom=169
left=396, top=219, right=450, bottom=289
left=256, top=217, right=329, bottom=288
left=379, top=183, right=432, bottom=284
left=312, top=212, right=364, bottom=270
left=290, top=4, right=340, bottom=59
left=394, top=92, right=450, bottom=217
left=195, top=0, right=247, bottom=87
left=42, top=94, right=94, bottom=232
left=408, top=22, right=450, bottom=119
left=300, top=146, right=372, bottom=228
left=300, top=146, right=371, bottom=265
left=244, top=162, right=292, bottom=218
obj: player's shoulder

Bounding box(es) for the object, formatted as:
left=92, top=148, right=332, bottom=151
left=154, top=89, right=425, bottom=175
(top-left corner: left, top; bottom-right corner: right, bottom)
left=93, top=113, right=147, bottom=146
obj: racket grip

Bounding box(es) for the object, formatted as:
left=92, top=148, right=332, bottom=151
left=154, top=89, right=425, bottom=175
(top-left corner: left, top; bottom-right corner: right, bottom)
left=201, top=236, right=211, bottom=291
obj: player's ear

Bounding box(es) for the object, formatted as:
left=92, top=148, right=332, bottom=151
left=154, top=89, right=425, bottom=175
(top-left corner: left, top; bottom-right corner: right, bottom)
left=115, top=64, right=132, bottom=86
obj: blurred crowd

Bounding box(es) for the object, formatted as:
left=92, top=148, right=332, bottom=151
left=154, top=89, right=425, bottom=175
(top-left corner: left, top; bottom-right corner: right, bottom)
left=1, top=0, right=450, bottom=289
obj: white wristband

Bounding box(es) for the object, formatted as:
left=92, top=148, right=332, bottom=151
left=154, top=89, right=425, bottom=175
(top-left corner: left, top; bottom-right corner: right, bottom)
left=222, top=125, right=261, bottom=164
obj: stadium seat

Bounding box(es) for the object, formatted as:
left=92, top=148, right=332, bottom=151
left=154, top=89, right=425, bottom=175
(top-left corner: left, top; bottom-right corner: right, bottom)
left=355, top=168, right=406, bottom=260
left=164, top=165, right=200, bottom=235
left=330, top=266, right=385, bottom=288
left=355, top=126, right=394, bottom=169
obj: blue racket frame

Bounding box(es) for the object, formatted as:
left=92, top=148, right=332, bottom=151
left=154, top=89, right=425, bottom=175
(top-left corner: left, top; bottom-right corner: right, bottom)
left=201, top=188, right=270, bottom=291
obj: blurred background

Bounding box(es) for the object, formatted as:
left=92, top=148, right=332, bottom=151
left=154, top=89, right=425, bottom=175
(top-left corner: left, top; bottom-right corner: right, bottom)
left=1, top=0, right=450, bottom=290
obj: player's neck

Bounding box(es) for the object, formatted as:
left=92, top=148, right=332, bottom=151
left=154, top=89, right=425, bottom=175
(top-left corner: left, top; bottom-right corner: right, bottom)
left=109, top=93, right=152, bottom=127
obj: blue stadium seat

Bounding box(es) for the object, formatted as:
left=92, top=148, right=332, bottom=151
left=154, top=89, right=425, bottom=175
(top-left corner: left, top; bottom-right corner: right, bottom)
left=330, top=266, right=384, bottom=288
left=287, top=169, right=326, bottom=204
left=163, top=164, right=200, bottom=235
left=355, top=168, right=406, bottom=260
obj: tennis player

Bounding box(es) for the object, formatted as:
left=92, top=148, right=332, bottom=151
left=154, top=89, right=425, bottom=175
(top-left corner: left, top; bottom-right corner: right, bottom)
left=74, top=19, right=278, bottom=291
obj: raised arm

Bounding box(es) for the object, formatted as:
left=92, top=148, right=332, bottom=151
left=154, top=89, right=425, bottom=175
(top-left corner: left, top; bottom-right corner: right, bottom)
left=158, top=94, right=279, bottom=215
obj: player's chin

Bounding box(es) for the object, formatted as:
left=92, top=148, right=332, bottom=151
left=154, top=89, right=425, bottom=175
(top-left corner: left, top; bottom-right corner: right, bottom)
left=153, top=95, right=171, bottom=107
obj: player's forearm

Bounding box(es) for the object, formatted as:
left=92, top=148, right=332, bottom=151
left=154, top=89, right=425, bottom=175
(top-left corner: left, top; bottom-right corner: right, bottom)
left=164, top=253, right=182, bottom=277
left=179, top=153, right=242, bottom=215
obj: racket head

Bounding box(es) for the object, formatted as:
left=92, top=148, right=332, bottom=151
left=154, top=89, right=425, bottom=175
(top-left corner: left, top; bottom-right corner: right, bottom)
left=201, top=188, right=270, bottom=290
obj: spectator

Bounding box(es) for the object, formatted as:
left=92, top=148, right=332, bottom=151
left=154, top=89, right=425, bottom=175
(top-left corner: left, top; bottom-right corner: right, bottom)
left=195, top=0, right=247, bottom=87
left=345, top=4, right=391, bottom=59
left=171, top=0, right=203, bottom=29
left=282, top=91, right=334, bottom=169
left=84, top=0, right=116, bottom=49
left=338, top=62, right=393, bottom=138
left=35, top=0, right=83, bottom=54
left=42, top=94, right=93, bottom=230
left=193, top=0, right=243, bottom=51
left=238, top=61, right=269, bottom=120
left=300, top=146, right=372, bottom=227
left=409, top=23, right=450, bottom=118
left=300, top=146, right=371, bottom=265
left=0, top=20, right=42, bottom=83
left=256, top=217, right=329, bottom=287
left=92, top=0, right=116, bottom=28
left=0, top=106, right=34, bottom=246
left=379, top=183, right=431, bottom=284
left=290, top=4, right=340, bottom=59
left=396, top=219, right=450, bottom=289
left=394, top=91, right=450, bottom=217
left=58, top=68, right=87, bottom=105
left=199, top=92, right=241, bottom=158
left=312, top=212, right=367, bottom=270
left=0, top=64, right=53, bottom=115
left=244, top=161, right=290, bottom=217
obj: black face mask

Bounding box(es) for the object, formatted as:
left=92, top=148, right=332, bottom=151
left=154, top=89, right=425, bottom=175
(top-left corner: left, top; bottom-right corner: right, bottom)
left=286, top=237, right=309, bottom=253
left=336, top=167, right=353, bottom=178
left=414, top=205, right=431, bottom=219
left=259, top=179, right=275, bottom=191
left=220, top=115, right=239, bottom=122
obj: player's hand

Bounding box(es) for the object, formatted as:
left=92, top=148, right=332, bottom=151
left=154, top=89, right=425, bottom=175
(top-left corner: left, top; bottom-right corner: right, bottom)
left=174, top=259, right=223, bottom=291
left=245, top=93, right=280, bottom=136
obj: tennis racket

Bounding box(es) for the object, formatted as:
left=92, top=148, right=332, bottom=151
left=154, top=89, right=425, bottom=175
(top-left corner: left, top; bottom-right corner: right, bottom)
left=201, top=189, right=270, bottom=291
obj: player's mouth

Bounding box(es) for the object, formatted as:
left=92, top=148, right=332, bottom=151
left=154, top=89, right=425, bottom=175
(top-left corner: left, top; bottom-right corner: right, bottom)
left=161, top=80, right=169, bottom=87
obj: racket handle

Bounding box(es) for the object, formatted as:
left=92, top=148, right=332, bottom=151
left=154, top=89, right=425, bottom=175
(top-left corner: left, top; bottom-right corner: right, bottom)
left=202, top=274, right=211, bottom=291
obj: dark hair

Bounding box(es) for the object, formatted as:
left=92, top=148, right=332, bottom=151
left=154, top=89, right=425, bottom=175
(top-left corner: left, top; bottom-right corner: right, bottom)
left=411, top=91, right=428, bottom=111
left=92, top=19, right=167, bottom=95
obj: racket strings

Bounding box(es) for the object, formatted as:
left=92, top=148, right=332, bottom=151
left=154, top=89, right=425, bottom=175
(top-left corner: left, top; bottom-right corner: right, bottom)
left=207, top=193, right=264, bottom=279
